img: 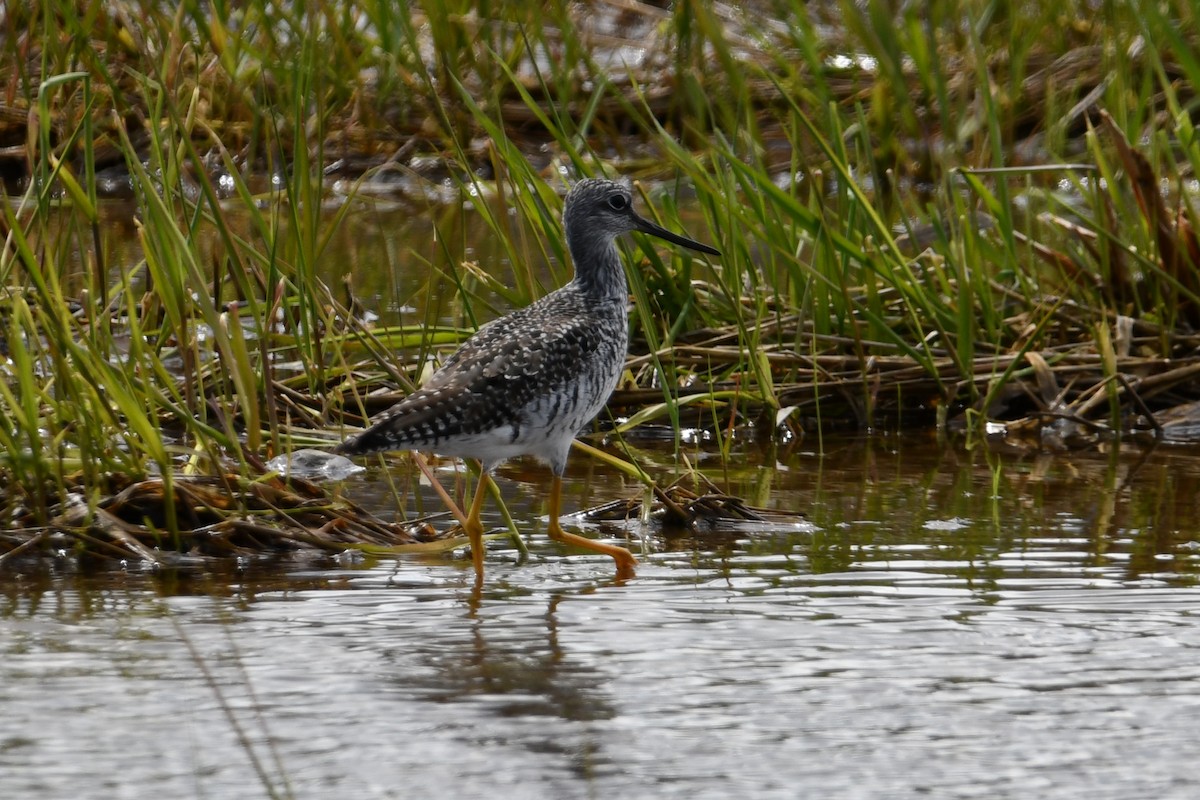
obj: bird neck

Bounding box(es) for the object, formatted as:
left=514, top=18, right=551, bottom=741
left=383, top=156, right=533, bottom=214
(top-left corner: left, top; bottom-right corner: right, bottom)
left=567, top=230, right=629, bottom=300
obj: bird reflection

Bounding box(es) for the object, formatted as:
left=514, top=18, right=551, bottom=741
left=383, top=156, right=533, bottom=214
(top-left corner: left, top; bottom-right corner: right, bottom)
left=423, top=589, right=614, bottom=723
left=378, top=580, right=620, bottom=784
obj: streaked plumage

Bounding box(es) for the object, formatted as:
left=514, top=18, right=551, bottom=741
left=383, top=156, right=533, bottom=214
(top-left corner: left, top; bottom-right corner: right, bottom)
left=336, top=178, right=719, bottom=580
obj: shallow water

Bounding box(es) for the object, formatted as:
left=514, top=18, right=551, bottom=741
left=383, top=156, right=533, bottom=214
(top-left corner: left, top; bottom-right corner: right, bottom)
left=4, top=435, right=1200, bottom=799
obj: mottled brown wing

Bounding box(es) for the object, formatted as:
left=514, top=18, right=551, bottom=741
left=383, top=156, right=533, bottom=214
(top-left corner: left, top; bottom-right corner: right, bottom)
left=336, top=295, right=613, bottom=455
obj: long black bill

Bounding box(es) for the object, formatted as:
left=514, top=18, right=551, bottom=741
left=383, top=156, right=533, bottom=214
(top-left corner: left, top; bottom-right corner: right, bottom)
left=632, top=212, right=721, bottom=256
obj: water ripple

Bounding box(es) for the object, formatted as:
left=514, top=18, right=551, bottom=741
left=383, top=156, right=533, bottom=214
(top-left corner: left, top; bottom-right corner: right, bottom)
left=6, top=437, right=1200, bottom=798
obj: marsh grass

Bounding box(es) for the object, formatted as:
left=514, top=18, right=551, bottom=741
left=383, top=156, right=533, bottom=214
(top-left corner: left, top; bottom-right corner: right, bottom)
left=3, top=0, right=1200, bottom=562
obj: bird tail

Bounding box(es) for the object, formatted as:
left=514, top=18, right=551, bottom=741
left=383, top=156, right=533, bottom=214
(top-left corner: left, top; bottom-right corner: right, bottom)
left=332, top=424, right=400, bottom=457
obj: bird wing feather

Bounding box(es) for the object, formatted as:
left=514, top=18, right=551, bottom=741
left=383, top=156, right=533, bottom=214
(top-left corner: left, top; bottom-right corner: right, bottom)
left=337, top=292, right=622, bottom=454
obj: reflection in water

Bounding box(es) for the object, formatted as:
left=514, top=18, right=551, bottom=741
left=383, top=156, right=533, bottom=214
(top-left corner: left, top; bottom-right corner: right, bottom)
left=398, top=588, right=617, bottom=723
left=4, top=436, right=1200, bottom=799
left=382, top=588, right=618, bottom=784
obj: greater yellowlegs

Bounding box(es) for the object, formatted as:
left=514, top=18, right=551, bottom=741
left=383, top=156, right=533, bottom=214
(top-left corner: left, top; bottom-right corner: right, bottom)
left=335, top=178, right=719, bottom=579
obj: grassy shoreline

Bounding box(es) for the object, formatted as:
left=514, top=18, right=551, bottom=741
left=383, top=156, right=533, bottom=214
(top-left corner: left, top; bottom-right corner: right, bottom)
left=3, top=1, right=1200, bottom=564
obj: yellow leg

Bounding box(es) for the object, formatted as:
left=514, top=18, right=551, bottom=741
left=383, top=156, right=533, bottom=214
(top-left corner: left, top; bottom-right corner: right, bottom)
left=465, top=472, right=491, bottom=580
left=546, top=475, right=637, bottom=578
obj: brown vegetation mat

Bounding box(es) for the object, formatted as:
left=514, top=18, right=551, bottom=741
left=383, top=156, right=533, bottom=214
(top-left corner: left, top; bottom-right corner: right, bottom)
left=0, top=469, right=457, bottom=567
left=330, top=347, right=1200, bottom=450
left=578, top=473, right=805, bottom=529
left=617, top=348, right=1200, bottom=441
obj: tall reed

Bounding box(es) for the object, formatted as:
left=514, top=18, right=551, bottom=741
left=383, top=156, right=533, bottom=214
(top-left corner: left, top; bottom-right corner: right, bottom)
left=2, top=0, right=1197, bottom=540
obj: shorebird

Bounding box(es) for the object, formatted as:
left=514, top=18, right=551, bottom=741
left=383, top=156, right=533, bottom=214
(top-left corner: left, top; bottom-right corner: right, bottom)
left=335, top=178, right=719, bottom=580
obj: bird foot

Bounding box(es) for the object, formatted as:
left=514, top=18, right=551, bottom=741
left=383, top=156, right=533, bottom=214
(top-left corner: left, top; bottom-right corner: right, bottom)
left=548, top=522, right=637, bottom=579
left=461, top=519, right=486, bottom=580
left=611, top=549, right=638, bottom=580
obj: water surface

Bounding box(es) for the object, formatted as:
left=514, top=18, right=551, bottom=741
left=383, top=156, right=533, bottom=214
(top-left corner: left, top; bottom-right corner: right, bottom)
left=4, top=435, right=1200, bottom=799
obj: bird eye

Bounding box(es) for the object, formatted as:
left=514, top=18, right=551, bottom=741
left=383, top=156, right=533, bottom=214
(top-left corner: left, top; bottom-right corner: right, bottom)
left=607, top=194, right=629, bottom=211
